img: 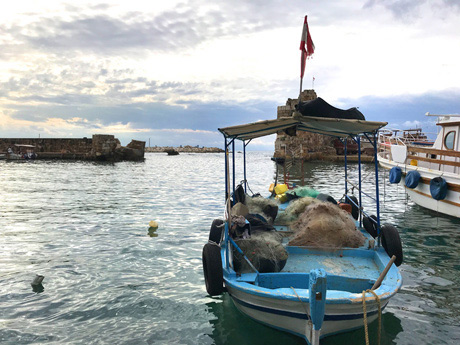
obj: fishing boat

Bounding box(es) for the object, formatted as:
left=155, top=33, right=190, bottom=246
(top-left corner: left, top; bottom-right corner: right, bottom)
left=202, top=109, right=403, bottom=344
left=3, top=144, right=37, bottom=161
left=378, top=114, right=460, bottom=218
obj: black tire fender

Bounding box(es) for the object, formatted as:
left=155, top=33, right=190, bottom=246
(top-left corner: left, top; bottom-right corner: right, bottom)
left=209, top=219, right=224, bottom=244
left=202, top=243, right=224, bottom=296
left=363, top=215, right=378, bottom=238
left=381, top=224, right=403, bottom=267
left=345, top=195, right=359, bottom=220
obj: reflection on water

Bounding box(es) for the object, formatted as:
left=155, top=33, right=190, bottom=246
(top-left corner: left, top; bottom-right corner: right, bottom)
left=0, top=153, right=459, bottom=344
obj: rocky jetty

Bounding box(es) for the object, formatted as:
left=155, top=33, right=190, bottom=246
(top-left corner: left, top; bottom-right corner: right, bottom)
left=146, top=145, right=224, bottom=153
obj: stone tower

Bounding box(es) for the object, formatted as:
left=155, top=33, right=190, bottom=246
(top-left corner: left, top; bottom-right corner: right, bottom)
left=274, top=90, right=336, bottom=160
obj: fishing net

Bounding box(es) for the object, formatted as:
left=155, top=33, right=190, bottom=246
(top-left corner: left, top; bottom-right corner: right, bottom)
left=287, top=186, right=320, bottom=198
left=288, top=202, right=365, bottom=248
left=233, top=234, right=288, bottom=273
left=275, top=196, right=319, bottom=224
left=231, top=202, right=249, bottom=217
left=245, top=196, right=279, bottom=224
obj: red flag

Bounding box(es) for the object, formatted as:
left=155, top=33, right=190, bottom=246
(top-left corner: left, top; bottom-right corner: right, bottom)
left=300, top=15, right=315, bottom=79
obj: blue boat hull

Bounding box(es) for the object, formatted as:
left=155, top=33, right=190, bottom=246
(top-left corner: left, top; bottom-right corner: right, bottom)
left=222, top=238, right=402, bottom=343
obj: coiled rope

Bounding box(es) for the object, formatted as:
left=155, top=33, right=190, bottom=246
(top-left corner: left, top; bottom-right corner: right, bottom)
left=362, top=289, right=381, bottom=345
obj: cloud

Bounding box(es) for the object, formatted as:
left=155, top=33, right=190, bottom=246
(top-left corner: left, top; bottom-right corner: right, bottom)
left=363, top=0, right=460, bottom=20
left=152, top=128, right=215, bottom=134
left=0, top=0, right=309, bottom=57
left=0, top=97, right=279, bottom=145
left=402, top=120, right=422, bottom=128
left=0, top=0, right=459, bottom=149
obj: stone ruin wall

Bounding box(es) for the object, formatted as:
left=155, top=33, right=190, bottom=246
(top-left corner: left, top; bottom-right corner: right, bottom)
left=0, top=135, right=145, bottom=161
left=274, top=90, right=336, bottom=160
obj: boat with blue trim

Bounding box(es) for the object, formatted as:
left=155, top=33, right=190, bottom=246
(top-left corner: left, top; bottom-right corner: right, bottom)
left=378, top=114, right=460, bottom=218
left=202, top=110, right=403, bottom=344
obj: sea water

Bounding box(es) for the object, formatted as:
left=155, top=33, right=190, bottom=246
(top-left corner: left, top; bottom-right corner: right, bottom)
left=0, top=152, right=459, bottom=344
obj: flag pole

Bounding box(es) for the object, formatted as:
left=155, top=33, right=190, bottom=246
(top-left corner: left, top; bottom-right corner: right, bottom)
left=299, top=78, right=303, bottom=98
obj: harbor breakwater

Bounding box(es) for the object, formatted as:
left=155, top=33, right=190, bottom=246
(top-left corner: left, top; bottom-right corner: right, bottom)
left=0, top=135, right=145, bottom=161
left=146, top=145, right=224, bottom=153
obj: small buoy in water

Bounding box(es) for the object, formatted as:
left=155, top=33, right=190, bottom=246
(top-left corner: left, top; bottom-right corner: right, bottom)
left=149, top=220, right=158, bottom=229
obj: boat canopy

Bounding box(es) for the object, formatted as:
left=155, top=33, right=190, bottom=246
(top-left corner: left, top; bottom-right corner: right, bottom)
left=14, top=144, right=35, bottom=148
left=219, top=112, right=387, bottom=141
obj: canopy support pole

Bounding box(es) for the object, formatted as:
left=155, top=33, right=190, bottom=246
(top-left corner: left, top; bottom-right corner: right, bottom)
left=344, top=139, right=348, bottom=196
left=242, top=139, right=251, bottom=192
left=243, top=140, right=247, bottom=192
left=224, top=137, right=229, bottom=203
left=232, top=140, right=236, bottom=203
left=373, top=132, right=382, bottom=246
left=358, top=136, right=363, bottom=227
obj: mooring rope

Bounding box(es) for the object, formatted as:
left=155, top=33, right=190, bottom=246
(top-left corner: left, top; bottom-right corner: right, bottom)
left=291, top=286, right=313, bottom=340
left=362, top=289, right=382, bottom=345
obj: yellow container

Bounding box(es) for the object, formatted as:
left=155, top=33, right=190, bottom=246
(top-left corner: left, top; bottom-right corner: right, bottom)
left=410, top=159, right=418, bottom=166
left=274, top=184, right=288, bottom=195
left=275, top=193, right=288, bottom=203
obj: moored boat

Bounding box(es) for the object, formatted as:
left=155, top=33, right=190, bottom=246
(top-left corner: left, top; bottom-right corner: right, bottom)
left=202, top=110, right=403, bottom=344
left=378, top=114, right=460, bottom=218
left=4, top=144, right=37, bottom=161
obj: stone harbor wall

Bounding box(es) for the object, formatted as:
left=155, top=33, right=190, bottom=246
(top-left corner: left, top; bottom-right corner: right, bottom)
left=0, top=135, right=145, bottom=161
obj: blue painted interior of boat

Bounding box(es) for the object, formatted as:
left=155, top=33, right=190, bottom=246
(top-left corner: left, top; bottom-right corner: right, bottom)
left=284, top=247, right=379, bottom=280
left=255, top=273, right=373, bottom=293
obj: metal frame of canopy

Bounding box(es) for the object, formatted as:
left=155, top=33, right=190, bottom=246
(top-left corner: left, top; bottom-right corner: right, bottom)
left=219, top=114, right=388, bottom=242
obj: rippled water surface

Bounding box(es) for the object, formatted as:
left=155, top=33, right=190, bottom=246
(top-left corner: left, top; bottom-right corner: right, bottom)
left=1, top=152, right=459, bottom=344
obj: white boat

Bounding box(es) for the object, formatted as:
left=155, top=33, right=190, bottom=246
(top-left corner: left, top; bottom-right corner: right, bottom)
left=202, top=110, right=403, bottom=344
left=378, top=114, right=460, bottom=218
left=4, top=144, right=37, bottom=161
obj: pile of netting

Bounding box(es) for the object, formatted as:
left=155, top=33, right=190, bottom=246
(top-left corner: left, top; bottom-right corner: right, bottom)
left=275, top=196, right=319, bottom=224
left=245, top=196, right=279, bottom=224
left=288, top=202, right=366, bottom=248
left=233, top=231, right=288, bottom=273
left=231, top=198, right=288, bottom=273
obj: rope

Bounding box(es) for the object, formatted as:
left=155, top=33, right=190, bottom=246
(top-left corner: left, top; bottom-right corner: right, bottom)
left=362, top=289, right=382, bottom=345
left=291, top=287, right=313, bottom=340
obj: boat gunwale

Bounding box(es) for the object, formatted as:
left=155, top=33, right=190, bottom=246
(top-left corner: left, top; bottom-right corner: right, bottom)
left=378, top=154, right=460, bottom=182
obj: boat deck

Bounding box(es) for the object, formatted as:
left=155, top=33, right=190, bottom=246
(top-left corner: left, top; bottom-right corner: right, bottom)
left=283, top=250, right=380, bottom=281
left=271, top=223, right=380, bottom=280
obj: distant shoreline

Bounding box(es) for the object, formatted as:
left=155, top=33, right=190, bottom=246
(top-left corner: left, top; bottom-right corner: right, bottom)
left=145, top=145, right=224, bottom=153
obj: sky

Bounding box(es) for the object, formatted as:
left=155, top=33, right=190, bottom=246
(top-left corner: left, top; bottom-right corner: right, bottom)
left=0, top=0, right=459, bottom=149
